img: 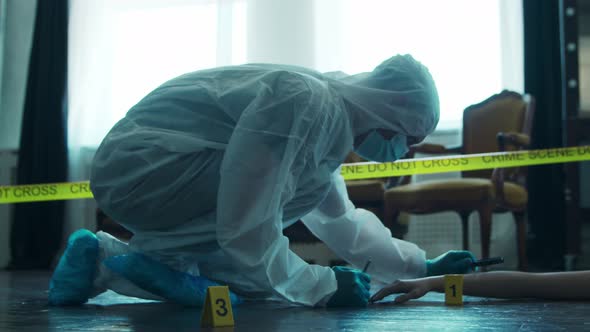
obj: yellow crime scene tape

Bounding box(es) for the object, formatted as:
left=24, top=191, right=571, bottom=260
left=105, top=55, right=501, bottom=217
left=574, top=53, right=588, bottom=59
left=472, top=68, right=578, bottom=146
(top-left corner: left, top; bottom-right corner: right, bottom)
left=1, top=145, right=590, bottom=204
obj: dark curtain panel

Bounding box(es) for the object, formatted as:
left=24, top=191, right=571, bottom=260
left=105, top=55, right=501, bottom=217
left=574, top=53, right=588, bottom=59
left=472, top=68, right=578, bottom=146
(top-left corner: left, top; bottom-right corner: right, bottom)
left=8, top=0, right=68, bottom=269
left=523, top=0, right=566, bottom=269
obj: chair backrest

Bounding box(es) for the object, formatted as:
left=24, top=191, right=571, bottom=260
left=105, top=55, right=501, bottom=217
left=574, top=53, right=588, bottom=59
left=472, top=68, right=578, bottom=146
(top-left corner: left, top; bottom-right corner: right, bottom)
left=345, top=152, right=364, bottom=163
left=462, top=90, right=535, bottom=179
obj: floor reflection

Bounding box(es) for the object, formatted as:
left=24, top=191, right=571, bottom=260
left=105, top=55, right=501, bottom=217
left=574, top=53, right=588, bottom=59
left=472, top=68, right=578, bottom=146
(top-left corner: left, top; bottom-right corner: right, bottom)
left=1, top=271, right=588, bottom=332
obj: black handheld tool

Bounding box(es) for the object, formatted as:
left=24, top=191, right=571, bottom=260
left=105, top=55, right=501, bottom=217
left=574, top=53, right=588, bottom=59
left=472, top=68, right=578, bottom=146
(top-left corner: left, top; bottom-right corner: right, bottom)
left=471, top=256, right=504, bottom=267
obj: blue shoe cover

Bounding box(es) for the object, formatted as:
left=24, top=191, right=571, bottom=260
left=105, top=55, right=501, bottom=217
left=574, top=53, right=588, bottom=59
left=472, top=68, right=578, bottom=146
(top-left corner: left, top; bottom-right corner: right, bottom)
left=48, top=229, right=99, bottom=305
left=103, top=253, right=242, bottom=306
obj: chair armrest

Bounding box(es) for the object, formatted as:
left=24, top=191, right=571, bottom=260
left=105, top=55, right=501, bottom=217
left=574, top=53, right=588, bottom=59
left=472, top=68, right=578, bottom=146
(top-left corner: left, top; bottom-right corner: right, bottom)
left=493, top=132, right=530, bottom=204
left=491, top=167, right=505, bottom=204
left=394, top=144, right=461, bottom=189
left=385, top=174, right=412, bottom=188
left=410, top=143, right=462, bottom=155
left=496, top=132, right=530, bottom=151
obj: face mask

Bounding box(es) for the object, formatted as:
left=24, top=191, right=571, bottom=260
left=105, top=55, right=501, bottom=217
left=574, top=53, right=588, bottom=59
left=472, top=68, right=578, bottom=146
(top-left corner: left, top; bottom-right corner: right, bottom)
left=354, top=131, right=409, bottom=162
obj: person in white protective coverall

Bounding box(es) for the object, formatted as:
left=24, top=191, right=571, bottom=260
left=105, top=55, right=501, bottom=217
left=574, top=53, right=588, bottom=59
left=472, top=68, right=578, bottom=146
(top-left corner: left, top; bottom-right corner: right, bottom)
left=48, top=54, right=476, bottom=308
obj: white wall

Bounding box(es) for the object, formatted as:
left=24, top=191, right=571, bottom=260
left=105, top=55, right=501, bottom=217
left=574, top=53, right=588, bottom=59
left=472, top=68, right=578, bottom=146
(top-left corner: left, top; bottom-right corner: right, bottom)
left=580, top=37, right=590, bottom=113
left=579, top=8, right=590, bottom=114
left=0, top=0, right=36, bottom=150
left=0, top=0, right=5, bottom=108
left=0, top=152, right=16, bottom=268
left=578, top=10, right=590, bottom=208
left=0, top=0, right=37, bottom=267
left=246, top=0, right=316, bottom=68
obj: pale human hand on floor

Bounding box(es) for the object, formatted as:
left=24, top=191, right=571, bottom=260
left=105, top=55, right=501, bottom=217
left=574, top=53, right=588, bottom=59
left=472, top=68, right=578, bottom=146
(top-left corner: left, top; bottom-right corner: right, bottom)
left=370, top=277, right=440, bottom=304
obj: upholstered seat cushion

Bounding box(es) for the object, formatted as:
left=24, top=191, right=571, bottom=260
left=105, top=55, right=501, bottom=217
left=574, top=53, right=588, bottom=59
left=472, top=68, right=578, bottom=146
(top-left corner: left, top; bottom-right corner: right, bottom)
left=384, top=178, right=527, bottom=212
left=345, top=180, right=385, bottom=201
left=501, top=181, right=528, bottom=209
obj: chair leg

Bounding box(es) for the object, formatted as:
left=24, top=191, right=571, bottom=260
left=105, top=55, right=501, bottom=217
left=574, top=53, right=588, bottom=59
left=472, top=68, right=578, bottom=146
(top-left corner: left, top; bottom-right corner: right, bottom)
left=383, top=198, right=407, bottom=239
left=389, top=210, right=406, bottom=239
left=513, top=211, right=528, bottom=271
left=459, top=211, right=470, bottom=251
left=477, top=204, right=494, bottom=263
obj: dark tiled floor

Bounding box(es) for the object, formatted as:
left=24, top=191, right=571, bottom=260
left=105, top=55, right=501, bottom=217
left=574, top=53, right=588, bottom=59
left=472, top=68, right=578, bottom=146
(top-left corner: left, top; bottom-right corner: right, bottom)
left=1, top=271, right=589, bottom=331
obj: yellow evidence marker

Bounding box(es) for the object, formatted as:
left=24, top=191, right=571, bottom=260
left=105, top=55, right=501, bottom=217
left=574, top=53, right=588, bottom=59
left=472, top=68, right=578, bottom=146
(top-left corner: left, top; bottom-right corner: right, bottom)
left=200, top=286, right=235, bottom=327
left=444, top=274, right=464, bottom=306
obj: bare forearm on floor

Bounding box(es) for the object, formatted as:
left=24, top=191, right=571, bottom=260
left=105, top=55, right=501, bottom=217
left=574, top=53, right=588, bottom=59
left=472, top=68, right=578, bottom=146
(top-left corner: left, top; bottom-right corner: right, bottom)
left=431, top=271, right=590, bottom=300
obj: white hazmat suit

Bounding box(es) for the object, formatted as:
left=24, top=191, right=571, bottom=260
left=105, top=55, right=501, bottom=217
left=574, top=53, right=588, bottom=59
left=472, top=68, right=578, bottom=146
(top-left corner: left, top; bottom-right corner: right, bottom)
left=90, top=54, right=440, bottom=306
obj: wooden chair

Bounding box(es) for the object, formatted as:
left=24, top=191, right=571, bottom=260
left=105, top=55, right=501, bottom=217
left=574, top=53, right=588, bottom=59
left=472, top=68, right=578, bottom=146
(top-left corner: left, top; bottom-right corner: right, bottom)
left=383, top=90, right=535, bottom=270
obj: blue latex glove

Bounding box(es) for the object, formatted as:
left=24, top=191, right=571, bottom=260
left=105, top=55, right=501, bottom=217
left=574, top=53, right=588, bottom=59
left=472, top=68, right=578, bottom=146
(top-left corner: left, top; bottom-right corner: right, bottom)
left=326, top=266, right=371, bottom=307
left=103, top=253, right=242, bottom=306
left=426, top=250, right=476, bottom=276
left=48, top=229, right=99, bottom=306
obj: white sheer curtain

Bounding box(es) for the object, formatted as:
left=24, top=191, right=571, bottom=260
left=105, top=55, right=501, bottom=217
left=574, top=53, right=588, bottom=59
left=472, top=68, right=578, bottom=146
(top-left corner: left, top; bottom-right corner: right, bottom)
left=68, top=0, right=246, bottom=149
left=69, top=0, right=523, bottom=148
left=66, top=0, right=523, bottom=235
left=67, top=0, right=247, bottom=235
left=314, top=0, right=523, bottom=130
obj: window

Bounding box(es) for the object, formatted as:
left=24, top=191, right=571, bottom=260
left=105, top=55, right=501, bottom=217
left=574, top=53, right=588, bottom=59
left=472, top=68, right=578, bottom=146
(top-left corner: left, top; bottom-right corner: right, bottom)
left=314, top=0, right=523, bottom=130
left=69, top=0, right=522, bottom=148
left=68, top=0, right=246, bottom=147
